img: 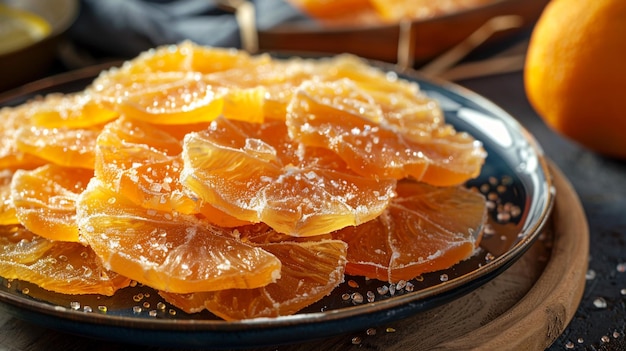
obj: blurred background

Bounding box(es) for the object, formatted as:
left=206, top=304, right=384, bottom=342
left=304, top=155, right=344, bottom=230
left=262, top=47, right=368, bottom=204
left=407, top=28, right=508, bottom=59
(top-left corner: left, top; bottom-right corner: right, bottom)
left=0, top=0, right=548, bottom=92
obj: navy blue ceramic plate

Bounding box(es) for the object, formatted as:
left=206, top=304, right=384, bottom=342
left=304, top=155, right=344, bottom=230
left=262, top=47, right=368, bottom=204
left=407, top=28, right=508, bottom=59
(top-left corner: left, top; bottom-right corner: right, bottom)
left=0, top=62, right=554, bottom=349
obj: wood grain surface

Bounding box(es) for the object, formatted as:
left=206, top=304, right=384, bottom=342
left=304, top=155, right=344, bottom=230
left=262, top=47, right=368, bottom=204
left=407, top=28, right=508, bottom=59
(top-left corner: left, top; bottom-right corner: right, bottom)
left=0, top=162, right=588, bottom=351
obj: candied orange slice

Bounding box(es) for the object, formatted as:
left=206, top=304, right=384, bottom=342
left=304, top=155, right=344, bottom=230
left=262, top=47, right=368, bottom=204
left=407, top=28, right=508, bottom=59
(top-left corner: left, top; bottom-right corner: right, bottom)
left=93, top=70, right=266, bottom=125
left=92, top=71, right=225, bottom=125
left=27, top=92, right=118, bottom=129
left=333, top=180, right=486, bottom=282
left=120, top=41, right=269, bottom=75
left=160, top=237, right=347, bottom=320
left=181, top=117, right=396, bottom=236
left=0, top=225, right=130, bottom=295
left=76, top=179, right=282, bottom=293
left=286, top=0, right=377, bottom=23
left=0, top=105, right=47, bottom=170
left=369, top=0, right=494, bottom=22
left=94, top=117, right=183, bottom=206
left=220, top=86, right=266, bottom=123
left=152, top=121, right=214, bottom=142
left=0, top=170, right=18, bottom=225
left=320, top=55, right=447, bottom=136
left=86, top=43, right=270, bottom=125
left=204, top=58, right=319, bottom=120
left=94, top=117, right=248, bottom=227
left=287, top=78, right=486, bottom=186
left=10, top=164, right=93, bottom=242
left=15, top=125, right=100, bottom=169
left=321, top=54, right=419, bottom=93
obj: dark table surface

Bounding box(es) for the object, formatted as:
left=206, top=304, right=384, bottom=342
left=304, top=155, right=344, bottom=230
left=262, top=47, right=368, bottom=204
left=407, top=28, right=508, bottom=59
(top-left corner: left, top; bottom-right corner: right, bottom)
left=1, top=20, right=626, bottom=351
left=459, top=73, right=626, bottom=351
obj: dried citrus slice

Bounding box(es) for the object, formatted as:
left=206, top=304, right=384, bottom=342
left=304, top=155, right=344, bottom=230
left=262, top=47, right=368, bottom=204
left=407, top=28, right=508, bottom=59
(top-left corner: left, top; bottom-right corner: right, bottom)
left=287, top=78, right=486, bottom=186
left=93, top=69, right=266, bottom=125
left=160, top=237, right=347, bottom=320
left=10, top=164, right=93, bottom=242
left=94, top=117, right=248, bottom=227
left=101, top=71, right=226, bottom=125
left=333, top=180, right=487, bottom=282
left=320, top=55, right=447, bottom=138
left=285, top=0, right=379, bottom=24
left=0, top=105, right=47, bottom=170
left=26, top=92, right=118, bottom=129
left=86, top=43, right=270, bottom=125
left=15, top=125, right=100, bottom=169
left=120, top=41, right=268, bottom=75
left=321, top=54, right=420, bottom=94
left=76, top=179, right=282, bottom=293
left=204, top=58, right=318, bottom=120
left=369, top=0, right=494, bottom=22
left=181, top=117, right=396, bottom=236
left=0, top=170, right=18, bottom=225
left=94, top=116, right=186, bottom=210
left=0, top=225, right=130, bottom=295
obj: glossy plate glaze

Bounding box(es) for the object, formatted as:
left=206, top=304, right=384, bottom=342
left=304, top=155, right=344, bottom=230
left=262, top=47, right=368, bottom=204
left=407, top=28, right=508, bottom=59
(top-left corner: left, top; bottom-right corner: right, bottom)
left=0, top=62, right=554, bottom=349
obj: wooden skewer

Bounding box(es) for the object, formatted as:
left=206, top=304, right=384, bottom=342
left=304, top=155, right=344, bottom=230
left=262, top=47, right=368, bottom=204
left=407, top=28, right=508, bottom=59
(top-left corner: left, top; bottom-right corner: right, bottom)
left=216, top=0, right=259, bottom=53
left=418, top=15, right=524, bottom=78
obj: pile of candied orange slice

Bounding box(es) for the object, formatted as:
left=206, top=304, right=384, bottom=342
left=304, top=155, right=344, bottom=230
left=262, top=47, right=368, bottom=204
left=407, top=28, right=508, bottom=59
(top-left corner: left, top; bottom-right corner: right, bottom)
left=286, top=0, right=496, bottom=25
left=0, top=41, right=488, bottom=320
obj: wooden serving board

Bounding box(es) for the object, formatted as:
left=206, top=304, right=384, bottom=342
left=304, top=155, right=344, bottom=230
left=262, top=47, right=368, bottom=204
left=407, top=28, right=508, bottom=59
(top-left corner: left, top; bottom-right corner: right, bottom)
left=0, top=163, right=587, bottom=351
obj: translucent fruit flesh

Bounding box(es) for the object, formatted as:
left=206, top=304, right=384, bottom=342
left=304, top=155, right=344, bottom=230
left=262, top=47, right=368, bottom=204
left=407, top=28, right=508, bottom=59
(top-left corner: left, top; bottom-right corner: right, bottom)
left=181, top=117, right=396, bottom=236
left=161, top=236, right=347, bottom=320
left=76, top=179, right=282, bottom=294
left=0, top=42, right=489, bottom=320
left=333, top=180, right=487, bottom=282
left=287, top=79, right=486, bottom=186
left=0, top=225, right=130, bottom=295
left=10, top=164, right=93, bottom=242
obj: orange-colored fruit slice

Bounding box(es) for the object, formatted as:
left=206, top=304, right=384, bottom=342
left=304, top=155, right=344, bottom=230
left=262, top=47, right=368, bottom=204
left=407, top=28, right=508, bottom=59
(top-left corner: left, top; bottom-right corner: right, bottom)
left=287, top=78, right=486, bottom=186
left=27, top=92, right=118, bottom=129
left=91, top=70, right=224, bottom=125
left=86, top=43, right=270, bottom=125
left=0, top=170, right=18, bottom=225
left=120, top=41, right=269, bottom=75
left=204, top=58, right=319, bottom=120
left=15, top=125, right=100, bottom=169
left=93, top=70, right=266, bottom=125
left=94, top=117, right=248, bottom=227
left=369, top=0, right=494, bottom=22
left=76, top=179, right=282, bottom=293
left=320, top=55, right=447, bottom=136
left=332, top=180, right=486, bottom=282
left=285, top=0, right=379, bottom=24
left=181, top=117, right=396, bottom=236
left=160, top=238, right=347, bottom=320
left=10, top=164, right=93, bottom=242
left=0, top=225, right=130, bottom=295
left=94, top=116, right=186, bottom=210
left=0, top=105, right=47, bottom=170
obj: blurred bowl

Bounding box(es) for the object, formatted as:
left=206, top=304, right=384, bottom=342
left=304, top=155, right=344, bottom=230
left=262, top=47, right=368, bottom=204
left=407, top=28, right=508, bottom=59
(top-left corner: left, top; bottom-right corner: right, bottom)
left=0, top=0, right=78, bottom=92
left=258, top=0, right=548, bottom=66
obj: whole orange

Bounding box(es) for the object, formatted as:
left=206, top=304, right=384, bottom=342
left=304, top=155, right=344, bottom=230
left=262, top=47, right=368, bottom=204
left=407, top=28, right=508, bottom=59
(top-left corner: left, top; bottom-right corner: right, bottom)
left=524, top=0, right=626, bottom=158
